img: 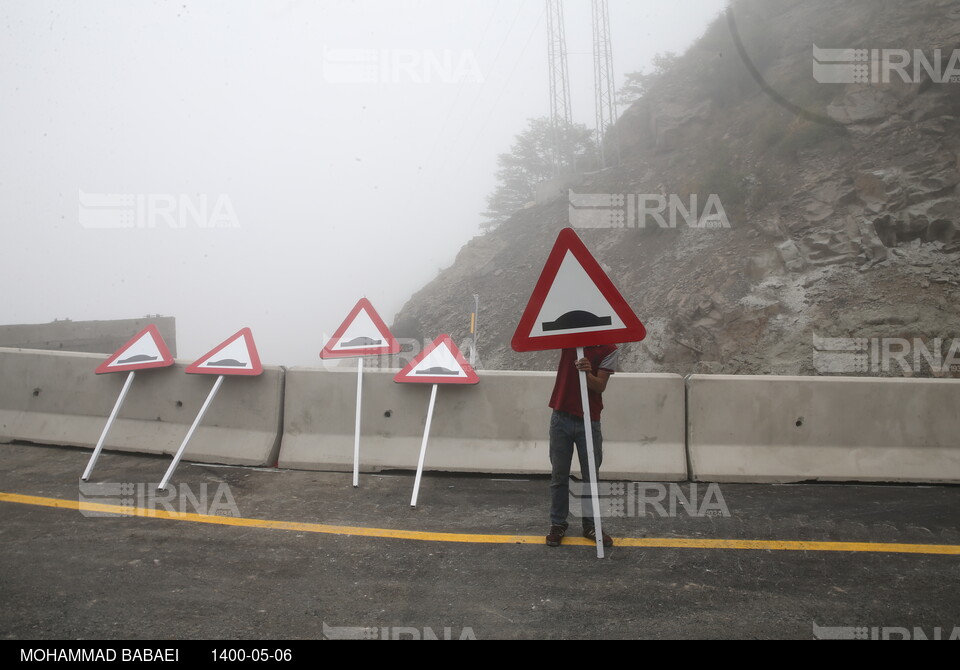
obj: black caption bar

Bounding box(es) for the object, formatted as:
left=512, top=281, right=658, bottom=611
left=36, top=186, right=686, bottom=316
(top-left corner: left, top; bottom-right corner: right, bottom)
left=10, top=642, right=309, bottom=664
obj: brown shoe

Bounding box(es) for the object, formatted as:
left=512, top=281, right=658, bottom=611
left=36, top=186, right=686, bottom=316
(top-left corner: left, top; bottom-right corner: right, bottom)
left=583, top=526, right=613, bottom=547
left=546, top=523, right=568, bottom=547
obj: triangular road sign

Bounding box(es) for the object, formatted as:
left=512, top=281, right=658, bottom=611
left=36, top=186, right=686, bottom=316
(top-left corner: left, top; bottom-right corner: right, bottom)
left=394, top=334, right=479, bottom=385
left=512, top=227, right=646, bottom=352
left=95, top=324, right=175, bottom=374
left=185, top=327, right=263, bottom=376
left=321, top=298, right=401, bottom=359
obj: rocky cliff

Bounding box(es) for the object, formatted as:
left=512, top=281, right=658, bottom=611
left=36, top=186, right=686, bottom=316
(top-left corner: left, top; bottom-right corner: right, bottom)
left=392, top=0, right=960, bottom=377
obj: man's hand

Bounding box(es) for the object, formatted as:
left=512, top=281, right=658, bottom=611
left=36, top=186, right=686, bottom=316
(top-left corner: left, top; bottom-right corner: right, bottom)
left=576, top=357, right=611, bottom=394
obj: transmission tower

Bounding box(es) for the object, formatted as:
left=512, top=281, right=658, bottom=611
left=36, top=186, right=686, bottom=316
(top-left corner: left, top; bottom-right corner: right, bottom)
left=592, top=0, right=620, bottom=169
left=546, top=0, right=573, bottom=175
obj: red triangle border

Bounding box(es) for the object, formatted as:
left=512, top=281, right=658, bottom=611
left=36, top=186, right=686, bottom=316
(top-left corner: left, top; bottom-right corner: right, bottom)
left=94, top=324, right=175, bottom=375
left=511, top=227, right=646, bottom=352
left=320, top=298, right=401, bottom=359
left=393, top=334, right=479, bottom=385
left=185, top=327, right=263, bottom=376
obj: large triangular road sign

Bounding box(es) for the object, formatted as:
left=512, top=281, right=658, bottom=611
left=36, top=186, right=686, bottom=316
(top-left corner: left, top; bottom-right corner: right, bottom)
left=512, top=227, right=645, bottom=352
left=185, top=327, right=263, bottom=376
left=321, top=298, right=401, bottom=359
left=394, top=334, right=479, bottom=385
left=95, top=324, right=175, bottom=374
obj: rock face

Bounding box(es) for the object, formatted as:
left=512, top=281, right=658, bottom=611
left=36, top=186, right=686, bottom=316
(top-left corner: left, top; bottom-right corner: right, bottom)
left=392, top=0, right=960, bottom=378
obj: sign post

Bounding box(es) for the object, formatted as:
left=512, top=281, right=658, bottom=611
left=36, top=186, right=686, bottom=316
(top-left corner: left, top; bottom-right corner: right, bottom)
left=157, top=327, right=262, bottom=492
left=82, top=370, right=135, bottom=481
left=82, top=325, right=174, bottom=481
left=511, top=227, right=646, bottom=558
left=394, top=334, right=479, bottom=507
left=353, top=357, right=363, bottom=487
left=575, top=346, right=604, bottom=548
left=410, top=383, right=438, bottom=508
left=320, top=298, right=400, bottom=487
left=158, top=375, right=224, bottom=492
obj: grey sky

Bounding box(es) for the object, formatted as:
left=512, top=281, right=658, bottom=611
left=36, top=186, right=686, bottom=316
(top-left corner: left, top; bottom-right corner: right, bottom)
left=0, top=0, right=726, bottom=366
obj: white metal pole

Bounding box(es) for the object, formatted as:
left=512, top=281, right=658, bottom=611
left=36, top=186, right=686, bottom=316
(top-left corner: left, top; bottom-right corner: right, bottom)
left=471, top=293, right=479, bottom=366
left=158, top=375, right=224, bottom=492
left=577, top=346, right=605, bottom=559
left=81, top=370, right=136, bottom=481
left=410, top=384, right=438, bottom=508
left=353, top=357, right=364, bottom=488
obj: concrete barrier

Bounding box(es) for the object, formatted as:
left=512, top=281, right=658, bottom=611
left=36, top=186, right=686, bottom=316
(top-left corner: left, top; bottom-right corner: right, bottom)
left=0, top=317, right=177, bottom=356
left=0, top=348, right=284, bottom=469
left=686, top=374, right=960, bottom=483
left=279, top=368, right=687, bottom=480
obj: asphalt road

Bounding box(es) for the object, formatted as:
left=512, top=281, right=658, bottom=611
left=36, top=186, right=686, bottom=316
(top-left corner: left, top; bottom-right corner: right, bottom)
left=2, top=442, right=959, bottom=641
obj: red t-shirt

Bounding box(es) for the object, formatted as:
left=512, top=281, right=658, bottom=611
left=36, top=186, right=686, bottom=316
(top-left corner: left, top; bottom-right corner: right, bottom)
left=548, top=345, right=619, bottom=422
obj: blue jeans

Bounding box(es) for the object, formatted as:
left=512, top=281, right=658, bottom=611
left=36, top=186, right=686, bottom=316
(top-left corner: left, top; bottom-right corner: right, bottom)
left=549, top=410, right=603, bottom=527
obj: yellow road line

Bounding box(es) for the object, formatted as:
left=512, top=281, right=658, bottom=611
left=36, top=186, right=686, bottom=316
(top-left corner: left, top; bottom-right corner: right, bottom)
left=2, top=491, right=959, bottom=555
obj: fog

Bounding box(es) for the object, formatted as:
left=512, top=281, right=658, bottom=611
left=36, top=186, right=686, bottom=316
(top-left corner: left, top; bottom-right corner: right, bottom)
left=0, top=0, right=725, bottom=366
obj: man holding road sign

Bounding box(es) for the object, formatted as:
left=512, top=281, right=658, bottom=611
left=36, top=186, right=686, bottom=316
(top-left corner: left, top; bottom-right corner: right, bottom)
left=546, top=345, right=618, bottom=548
left=512, top=227, right=645, bottom=558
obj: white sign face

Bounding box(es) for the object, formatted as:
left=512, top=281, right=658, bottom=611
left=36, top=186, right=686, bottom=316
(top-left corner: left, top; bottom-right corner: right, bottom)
left=330, top=306, right=388, bottom=352
left=196, top=335, right=254, bottom=370
left=320, top=298, right=400, bottom=359
left=393, top=334, right=479, bottom=385
left=96, top=324, right=175, bottom=374
left=512, top=228, right=645, bottom=352
left=405, top=341, right=468, bottom=379
left=186, top=327, right=263, bottom=376
left=106, top=330, right=165, bottom=368
left=528, top=250, right=627, bottom=338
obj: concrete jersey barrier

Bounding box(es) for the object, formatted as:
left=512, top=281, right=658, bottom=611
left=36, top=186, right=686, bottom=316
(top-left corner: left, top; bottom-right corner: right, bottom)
left=4, top=348, right=959, bottom=484
left=279, top=368, right=687, bottom=480
left=686, top=374, right=960, bottom=483
left=0, top=348, right=284, bottom=469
